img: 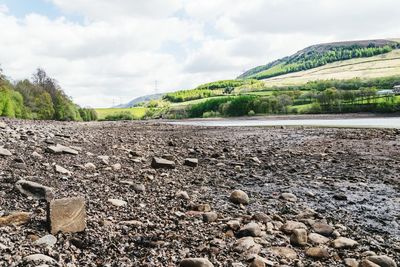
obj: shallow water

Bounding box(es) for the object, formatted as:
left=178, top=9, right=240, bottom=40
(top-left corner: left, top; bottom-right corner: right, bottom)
left=167, top=117, right=400, bottom=128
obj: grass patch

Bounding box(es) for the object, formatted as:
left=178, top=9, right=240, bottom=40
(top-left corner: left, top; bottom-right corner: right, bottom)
left=95, top=107, right=147, bottom=120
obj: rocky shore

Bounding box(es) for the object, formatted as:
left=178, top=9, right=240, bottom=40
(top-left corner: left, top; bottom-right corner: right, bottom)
left=0, top=119, right=399, bottom=266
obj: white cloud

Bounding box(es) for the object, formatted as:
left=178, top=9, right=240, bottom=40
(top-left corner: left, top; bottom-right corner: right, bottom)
left=0, top=0, right=399, bottom=107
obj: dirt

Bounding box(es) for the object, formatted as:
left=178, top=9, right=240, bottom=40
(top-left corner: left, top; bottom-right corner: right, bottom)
left=0, top=119, right=399, bottom=266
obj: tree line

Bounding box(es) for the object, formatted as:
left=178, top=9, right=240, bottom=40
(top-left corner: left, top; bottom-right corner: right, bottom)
left=0, top=67, right=97, bottom=121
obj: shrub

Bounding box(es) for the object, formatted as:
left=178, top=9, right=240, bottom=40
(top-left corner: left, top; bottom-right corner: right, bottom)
left=104, top=111, right=134, bottom=121
left=248, top=110, right=256, bottom=116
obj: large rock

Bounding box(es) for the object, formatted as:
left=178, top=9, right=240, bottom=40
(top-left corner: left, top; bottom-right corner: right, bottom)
left=367, top=255, right=397, bottom=267
left=180, top=258, right=213, bottom=267
left=229, top=190, right=249, bottom=205
left=0, top=212, right=30, bottom=226
left=48, top=197, right=86, bottom=234
left=15, top=180, right=54, bottom=201
left=151, top=157, right=175, bottom=169
left=47, top=144, right=78, bottom=155
left=332, top=237, right=358, bottom=249
left=0, top=147, right=12, bottom=157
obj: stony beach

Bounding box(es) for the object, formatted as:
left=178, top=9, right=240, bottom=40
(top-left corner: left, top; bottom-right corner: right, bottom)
left=0, top=119, right=399, bottom=267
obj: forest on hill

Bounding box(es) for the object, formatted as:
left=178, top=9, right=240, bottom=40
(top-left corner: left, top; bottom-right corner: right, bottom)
left=0, top=68, right=97, bottom=121
left=239, top=40, right=400, bottom=80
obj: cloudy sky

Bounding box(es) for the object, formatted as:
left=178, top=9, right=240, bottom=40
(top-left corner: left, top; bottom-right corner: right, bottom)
left=0, top=0, right=399, bottom=107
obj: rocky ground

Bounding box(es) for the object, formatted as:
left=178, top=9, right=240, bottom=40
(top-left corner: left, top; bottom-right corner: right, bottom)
left=0, top=118, right=399, bottom=267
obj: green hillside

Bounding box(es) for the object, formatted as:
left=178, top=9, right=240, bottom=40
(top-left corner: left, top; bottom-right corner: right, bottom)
left=239, top=39, right=400, bottom=80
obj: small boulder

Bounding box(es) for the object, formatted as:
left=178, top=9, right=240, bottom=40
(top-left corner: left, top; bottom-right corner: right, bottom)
left=48, top=197, right=86, bottom=234
left=308, top=233, right=330, bottom=244
left=203, top=212, right=218, bottom=223
left=237, top=222, right=262, bottom=237
left=312, top=222, right=334, bottom=236
left=281, top=221, right=307, bottom=234
left=15, top=180, right=54, bottom=201
left=229, top=190, right=249, bottom=205
left=281, top=192, right=297, bottom=202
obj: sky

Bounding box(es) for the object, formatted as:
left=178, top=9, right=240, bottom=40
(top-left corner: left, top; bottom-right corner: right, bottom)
left=0, top=0, right=399, bottom=108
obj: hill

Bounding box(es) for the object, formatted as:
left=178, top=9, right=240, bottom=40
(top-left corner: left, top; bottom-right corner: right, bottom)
left=115, top=93, right=163, bottom=108
left=239, top=39, right=400, bottom=80
left=262, top=49, right=400, bottom=87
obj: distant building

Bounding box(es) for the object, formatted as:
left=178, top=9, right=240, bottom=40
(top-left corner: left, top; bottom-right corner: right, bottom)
left=377, top=89, right=394, bottom=96
left=394, top=85, right=400, bottom=95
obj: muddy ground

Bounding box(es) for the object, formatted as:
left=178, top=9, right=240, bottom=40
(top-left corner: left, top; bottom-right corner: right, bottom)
left=0, top=119, right=399, bottom=266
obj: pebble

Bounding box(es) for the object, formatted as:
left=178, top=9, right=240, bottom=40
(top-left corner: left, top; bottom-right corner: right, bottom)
left=108, top=198, right=127, bottom=207
left=0, top=212, right=30, bottom=226
left=184, top=158, right=199, bottom=167
left=308, top=233, right=330, bottom=244
left=312, top=222, right=334, bottom=236
left=270, top=247, right=298, bottom=260
left=367, top=255, right=397, bottom=267
left=24, top=254, right=57, bottom=265
left=151, top=157, right=175, bottom=169
left=34, top=234, right=57, bottom=247
left=0, top=147, right=12, bottom=156
left=55, top=164, right=72, bottom=175
left=203, top=212, right=218, bottom=223
left=176, top=190, right=190, bottom=200
left=344, top=258, right=359, bottom=267
left=281, top=192, right=297, bottom=202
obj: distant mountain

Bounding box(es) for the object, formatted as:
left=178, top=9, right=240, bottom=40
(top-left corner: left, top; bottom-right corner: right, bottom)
left=239, top=39, right=400, bottom=80
left=114, top=93, right=164, bottom=108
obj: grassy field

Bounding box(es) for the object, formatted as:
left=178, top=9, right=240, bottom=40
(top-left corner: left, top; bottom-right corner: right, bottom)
left=170, top=96, right=231, bottom=107
left=262, top=49, right=400, bottom=87
left=95, top=107, right=147, bottom=120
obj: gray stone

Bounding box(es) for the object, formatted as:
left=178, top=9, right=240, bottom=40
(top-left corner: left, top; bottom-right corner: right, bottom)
left=108, top=199, right=127, bottom=207
left=34, top=234, right=57, bottom=247
left=55, top=165, right=72, bottom=175
left=15, top=180, right=54, bottom=201
left=47, top=144, right=78, bottom=155
left=308, top=233, right=330, bottom=244
left=312, top=222, right=334, bottom=236
left=48, top=197, right=86, bottom=234
left=151, top=157, right=175, bottom=169
left=281, top=192, right=297, bottom=202
left=281, top=221, right=307, bottom=234
left=203, top=212, right=218, bottom=223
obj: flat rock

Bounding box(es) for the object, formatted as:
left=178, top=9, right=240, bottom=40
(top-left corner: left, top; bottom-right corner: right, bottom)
left=184, top=158, right=199, bottom=167
left=180, top=258, right=214, bottom=267
left=270, top=247, right=298, bottom=260
left=15, top=180, right=54, bottom=201
left=151, top=157, right=175, bottom=169
left=0, top=147, right=12, bottom=157
left=55, top=164, right=72, bottom=175
left=0, top=212, right=31, bottom=226
left=108, top=199, right=127, bottom=207
left=48, top=197, right=86, bottom=234
left=367, top=255, right=397, bottom=267
left=281, top=221, right=307, bottom=234
left=332, top=237, right=358, bottom=249
left=229, top=190, right=249, bottom=205
left=308, top=233, right=330, bottom=244
left=306, top=247, right=330, bottom=259
left=24, top=254, right=57, bottom=265
left=47, top=144, right=78, bottom=155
